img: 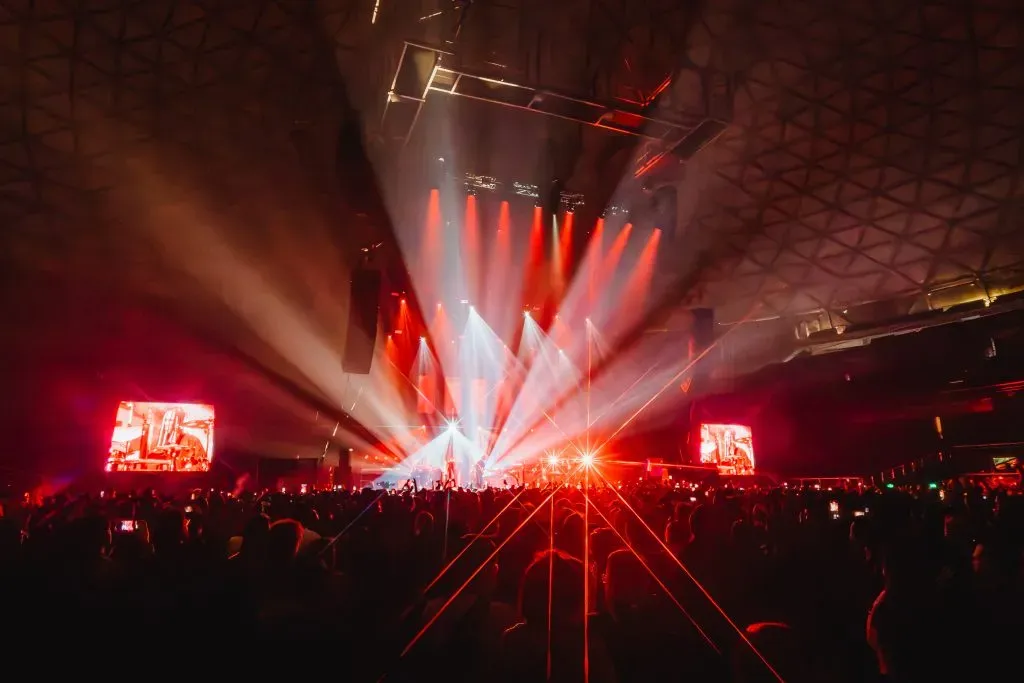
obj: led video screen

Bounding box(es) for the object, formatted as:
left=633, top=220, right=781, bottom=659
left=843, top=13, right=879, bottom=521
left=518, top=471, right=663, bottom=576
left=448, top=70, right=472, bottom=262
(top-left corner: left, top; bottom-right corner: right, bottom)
left=107, top=401, right=215, bottom=473
left=699, top=423, right=755, bottom=475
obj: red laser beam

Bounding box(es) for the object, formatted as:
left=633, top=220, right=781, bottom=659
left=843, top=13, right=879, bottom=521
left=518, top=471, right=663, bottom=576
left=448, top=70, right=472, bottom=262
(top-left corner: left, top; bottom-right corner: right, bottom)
left=593, top=468, right=785, bottom=683
left=398, top=487, right=560, bottom=659
left=586, top=492, right=720, bottom=654
left=421, top=486, right=526, bottom=595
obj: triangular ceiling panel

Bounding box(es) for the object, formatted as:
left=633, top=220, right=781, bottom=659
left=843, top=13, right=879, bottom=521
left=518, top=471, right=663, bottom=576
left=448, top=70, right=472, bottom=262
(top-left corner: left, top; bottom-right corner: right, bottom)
left=0, top=0, right=1021, bottom=334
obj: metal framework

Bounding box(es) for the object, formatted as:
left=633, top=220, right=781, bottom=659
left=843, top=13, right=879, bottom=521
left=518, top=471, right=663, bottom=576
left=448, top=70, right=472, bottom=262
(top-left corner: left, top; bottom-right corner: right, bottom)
left=381, top=40, right=727, bottom=159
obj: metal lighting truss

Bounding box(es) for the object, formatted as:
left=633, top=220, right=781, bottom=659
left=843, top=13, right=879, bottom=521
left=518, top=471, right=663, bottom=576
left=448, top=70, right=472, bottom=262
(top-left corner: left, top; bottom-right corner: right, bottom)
left=381, top=41, right=727, bottom=159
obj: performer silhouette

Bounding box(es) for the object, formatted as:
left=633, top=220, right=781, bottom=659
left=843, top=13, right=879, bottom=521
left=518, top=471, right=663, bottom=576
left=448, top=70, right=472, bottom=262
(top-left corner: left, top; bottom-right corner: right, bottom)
left=444, top=442, right=457, bottom=487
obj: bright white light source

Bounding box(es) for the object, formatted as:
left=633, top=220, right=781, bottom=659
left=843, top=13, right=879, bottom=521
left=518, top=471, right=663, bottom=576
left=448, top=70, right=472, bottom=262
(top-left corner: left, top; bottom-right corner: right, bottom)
left=547, top=455, right=560, bottom=466
left=580, top=453, right=595, bottom=467
left=371, top=0, right=381, bottom=24
left=419, top=336, right=426, bottom=342
left=445, top=419, right=460, bottom=433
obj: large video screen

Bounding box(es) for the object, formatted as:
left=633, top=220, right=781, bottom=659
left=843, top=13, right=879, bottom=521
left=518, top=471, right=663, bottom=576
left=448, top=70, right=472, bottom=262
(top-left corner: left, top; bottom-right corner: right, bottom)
left=107, top=401, right=215, bottom=473
left=699, top=423, right=755, bottom=475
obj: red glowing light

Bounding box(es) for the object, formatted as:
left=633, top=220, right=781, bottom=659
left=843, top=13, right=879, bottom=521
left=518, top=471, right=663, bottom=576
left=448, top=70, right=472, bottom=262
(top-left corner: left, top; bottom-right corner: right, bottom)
left=107, top=401, right=215, bottom=473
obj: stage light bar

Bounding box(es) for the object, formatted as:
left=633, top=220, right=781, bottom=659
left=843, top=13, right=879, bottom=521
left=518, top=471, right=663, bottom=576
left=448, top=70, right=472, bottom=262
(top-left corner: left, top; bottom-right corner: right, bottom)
left=464, top=173, right=499, bottom=192
left=513, top=181, right=540, bottom=198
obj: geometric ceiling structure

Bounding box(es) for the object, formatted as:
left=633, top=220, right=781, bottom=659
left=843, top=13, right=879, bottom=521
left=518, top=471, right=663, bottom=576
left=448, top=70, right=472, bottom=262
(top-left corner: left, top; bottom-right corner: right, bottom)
left=347, top=0, right=1024, bottom=327
left=672, top=0, right=1024, bottom=323
left=0, top=1, right=356, bottom=306
left=0, top=2, right=368, bottom=472
left=2, top=0, right=1021, bottom=330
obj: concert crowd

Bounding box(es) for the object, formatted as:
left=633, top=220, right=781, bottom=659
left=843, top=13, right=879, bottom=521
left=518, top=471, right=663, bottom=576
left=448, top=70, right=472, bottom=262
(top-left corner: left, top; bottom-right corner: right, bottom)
left=1, top=475, right=1020, bottom=681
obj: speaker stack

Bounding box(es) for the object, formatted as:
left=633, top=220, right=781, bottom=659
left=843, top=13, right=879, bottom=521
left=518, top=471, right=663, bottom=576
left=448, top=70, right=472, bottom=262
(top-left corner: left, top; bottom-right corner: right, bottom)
left=343, top=269, right=382, bottom=374
left=691, top=308, right=715, bottom=351
left=689, top=307, right=715, bottom=388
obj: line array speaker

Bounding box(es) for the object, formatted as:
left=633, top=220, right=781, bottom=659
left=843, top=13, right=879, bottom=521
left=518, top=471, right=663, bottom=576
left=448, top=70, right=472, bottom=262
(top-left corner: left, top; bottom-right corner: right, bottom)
left=343, top=269, right=382, bottom=374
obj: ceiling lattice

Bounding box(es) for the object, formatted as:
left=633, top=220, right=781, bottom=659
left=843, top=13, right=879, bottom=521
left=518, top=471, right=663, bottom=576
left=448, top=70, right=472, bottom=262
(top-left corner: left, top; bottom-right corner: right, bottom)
left=681, top=0, right=1024, bottom=320
left=1, top=0, right=1022, bottom=326
left=0, top=0, right=350, bottom=295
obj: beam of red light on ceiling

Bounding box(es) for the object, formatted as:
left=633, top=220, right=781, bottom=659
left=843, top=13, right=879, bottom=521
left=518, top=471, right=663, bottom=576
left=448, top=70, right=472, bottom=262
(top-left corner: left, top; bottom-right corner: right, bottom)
left=485, top=200, right=512, bottom=321
left=384, top=334, right=401, bottom=373
left=550, top=215, right=564, bottom=304
left=522, top=205, right=545, bottom=306
left=395, top=297, right=410, bottom=335
left=592, top=467, right=784, bottom=682
left=464, top=194, right=480, bottom=302
left=621, top=228, right=661, bottom=317
left=559, top=210, right=574, bottom=279
left=550, top=315, right=572, bottom=348
left=429, top=303, right=453, bottom=368
left=398, top=487, right=560, bottom=659
left=422, top=189, right=442, bottom=303
left=383, top=354, right=449, bottom=429
left=586, top=218, right=604, bottom=310
left=599, top=222, right=632, bottom=286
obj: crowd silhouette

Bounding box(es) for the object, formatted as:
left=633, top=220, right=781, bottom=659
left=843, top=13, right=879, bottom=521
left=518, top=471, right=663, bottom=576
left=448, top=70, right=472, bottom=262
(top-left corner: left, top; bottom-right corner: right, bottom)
left=1, top=476, right=1020, bottom=681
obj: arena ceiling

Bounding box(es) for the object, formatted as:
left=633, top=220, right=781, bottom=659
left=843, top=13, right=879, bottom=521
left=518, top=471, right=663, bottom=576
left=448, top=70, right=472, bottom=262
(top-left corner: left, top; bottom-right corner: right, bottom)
left=676, top=0, right=1024, bottom=324
left=357, top=0, right=1024, bottom=326
left=2, top=0, right=1022, bottom=320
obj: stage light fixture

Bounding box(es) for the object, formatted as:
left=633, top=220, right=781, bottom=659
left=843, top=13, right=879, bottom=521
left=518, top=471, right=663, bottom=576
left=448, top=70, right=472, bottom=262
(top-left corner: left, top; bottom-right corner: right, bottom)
left=547, top=455, right=560, bottom=466
left=580, top=452, right=595, bottom=467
